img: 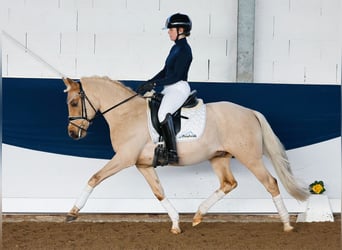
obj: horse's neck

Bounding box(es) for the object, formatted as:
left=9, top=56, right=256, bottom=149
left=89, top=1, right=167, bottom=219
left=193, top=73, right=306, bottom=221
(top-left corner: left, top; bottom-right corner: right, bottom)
left=84, top=78, right=147, bottom=147
left=84, top=78, right=146, bottom=122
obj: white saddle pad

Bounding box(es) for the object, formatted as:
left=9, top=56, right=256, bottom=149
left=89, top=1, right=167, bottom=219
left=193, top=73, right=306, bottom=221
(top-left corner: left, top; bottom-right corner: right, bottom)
left=147, top=99, right=206, bottom=144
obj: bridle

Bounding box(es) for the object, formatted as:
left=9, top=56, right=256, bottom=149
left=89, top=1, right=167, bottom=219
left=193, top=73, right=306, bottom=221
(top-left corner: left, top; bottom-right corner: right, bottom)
left=68, top=81, right=139, bottom=136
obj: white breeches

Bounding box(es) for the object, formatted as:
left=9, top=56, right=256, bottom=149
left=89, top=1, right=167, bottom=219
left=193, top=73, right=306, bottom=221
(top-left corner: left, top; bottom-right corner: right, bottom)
left=158, top=80, right=191, bottom=122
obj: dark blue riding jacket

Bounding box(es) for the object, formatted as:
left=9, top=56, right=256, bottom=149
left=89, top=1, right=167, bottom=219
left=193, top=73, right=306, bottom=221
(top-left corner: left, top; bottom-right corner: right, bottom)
left=149, top=38, right=192, bottom=86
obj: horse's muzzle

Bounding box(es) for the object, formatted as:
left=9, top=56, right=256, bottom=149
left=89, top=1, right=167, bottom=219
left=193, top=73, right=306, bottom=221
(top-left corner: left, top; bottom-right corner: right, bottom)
left=68, top=122, right=88, bottom=140
left=68, top=129, right=85, bottom=140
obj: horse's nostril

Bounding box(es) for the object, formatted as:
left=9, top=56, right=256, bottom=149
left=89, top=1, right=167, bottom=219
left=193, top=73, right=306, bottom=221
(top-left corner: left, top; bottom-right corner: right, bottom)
left=69, top=130, right=78, bottom=139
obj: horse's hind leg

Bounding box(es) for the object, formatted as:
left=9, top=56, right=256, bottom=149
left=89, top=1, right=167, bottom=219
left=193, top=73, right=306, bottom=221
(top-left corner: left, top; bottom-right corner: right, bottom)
left=137, top=166, right=182, bottom=234
left=244, top=158, right=293, bottom=232
left=193, top=156, right=237, bottom=226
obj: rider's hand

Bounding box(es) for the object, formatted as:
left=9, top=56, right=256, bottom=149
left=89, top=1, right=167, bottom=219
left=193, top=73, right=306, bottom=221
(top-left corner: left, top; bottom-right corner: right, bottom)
left=136, top=81, right=156, bottom=95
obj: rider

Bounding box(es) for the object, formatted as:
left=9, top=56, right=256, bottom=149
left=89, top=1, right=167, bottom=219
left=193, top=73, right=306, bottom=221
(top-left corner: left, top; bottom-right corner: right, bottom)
left=136, top=13, right=193, bottom=165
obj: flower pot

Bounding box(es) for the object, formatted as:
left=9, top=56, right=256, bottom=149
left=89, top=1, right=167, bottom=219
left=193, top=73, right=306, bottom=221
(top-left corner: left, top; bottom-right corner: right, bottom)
left=296, top=194, right=334, bottom=222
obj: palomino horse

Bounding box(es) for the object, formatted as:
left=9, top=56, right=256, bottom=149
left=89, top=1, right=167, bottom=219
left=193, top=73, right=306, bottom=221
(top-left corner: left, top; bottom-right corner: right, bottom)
left=63, top=76, right=309, bottom=234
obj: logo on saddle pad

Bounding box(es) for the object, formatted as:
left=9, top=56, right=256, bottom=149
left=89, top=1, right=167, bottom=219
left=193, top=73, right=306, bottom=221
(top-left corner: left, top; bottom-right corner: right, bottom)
left=147, top=98, right=206, bottom=144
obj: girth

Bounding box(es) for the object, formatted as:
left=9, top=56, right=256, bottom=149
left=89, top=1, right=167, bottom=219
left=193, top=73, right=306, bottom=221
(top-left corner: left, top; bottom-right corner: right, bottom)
left=148, top=90, right=199, bottom=135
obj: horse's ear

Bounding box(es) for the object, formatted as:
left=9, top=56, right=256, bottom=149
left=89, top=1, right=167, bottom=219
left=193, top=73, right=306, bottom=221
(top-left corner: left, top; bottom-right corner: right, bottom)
left=62, top=77, right=77, bottom=93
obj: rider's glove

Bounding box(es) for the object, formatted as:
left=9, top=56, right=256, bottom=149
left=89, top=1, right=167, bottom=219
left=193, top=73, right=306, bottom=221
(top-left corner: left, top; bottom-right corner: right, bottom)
left=136, top=81, right=156, bottom=95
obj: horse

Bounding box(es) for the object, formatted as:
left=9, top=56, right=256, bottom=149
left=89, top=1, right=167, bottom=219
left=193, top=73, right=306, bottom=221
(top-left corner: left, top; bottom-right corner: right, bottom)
left=62, top=76, right=309, bottom=234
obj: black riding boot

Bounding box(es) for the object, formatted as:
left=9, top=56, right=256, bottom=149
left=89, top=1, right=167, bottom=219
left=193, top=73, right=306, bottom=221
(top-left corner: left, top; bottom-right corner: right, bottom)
left=160, top=113, right=179, bottom=164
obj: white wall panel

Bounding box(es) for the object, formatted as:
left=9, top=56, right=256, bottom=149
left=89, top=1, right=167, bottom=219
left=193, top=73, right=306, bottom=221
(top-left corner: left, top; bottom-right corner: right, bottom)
left=289, top=39, right=321, bottom=64
left=26, top=32, right=61, bottom=55
left=321, top=41, right=340, bottom=63
left=6, top=53, right=55, bottom=77
left=2, top=0, right=237, bottom=81
left=26, top=0, right=59, bottom=8
left=321, top=0, right=340, bottom=16
left=6, top=8, right=76, bottom=32
left=95, top=33, right=130, bottom=57
left=187, top=58, right=208, bottom=82
left=254, top=0, right=341, bottom=84
left=59, top=32, right=79, bottom=55
left=305, top=63, right=339, bottom=84
left=58, top=0, right=93, bottom=9
left=318, top=16, right=339, bottom=41
left=92, top=0, right=126, bottom=9
left=255, top=38, right=289, bottom=62
left=138, top=12, right=166, bottom=35
left=78, top=9, right=147, bottom=34
left=187, top=12, right=210, bottom=37
left=289, top=0, right=321, bottom=15
left=273, top=60, right=305, bottom=83
left=210, top=11, right=236, bottom=38
left=75, top=55, right=111, bottom=78
left=192, top=37, right=228, bottom=59
left=63, top=32, right=95, bottom=56
left=126, top=0, right=159, bottom=11
left=253, top=61, right=273, bottom=83
left=3, top=0, right=340, bottom=83
left=2, top=0, right=26, bottom=8
left=53, top=55, right=77, bottom=77
left=159, top=0, right=209, bottom=17
left=209, top=57, right=235, bottom=82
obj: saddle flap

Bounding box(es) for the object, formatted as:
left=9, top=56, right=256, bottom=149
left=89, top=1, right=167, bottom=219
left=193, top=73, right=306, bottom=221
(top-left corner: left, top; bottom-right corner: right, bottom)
left=147, top=97, right=206, bottom=144
left=148, top=90, right=205, bottom=142
left=148, top=90, right=199, bottom=135
left=148, top=96, right=180, bottom=135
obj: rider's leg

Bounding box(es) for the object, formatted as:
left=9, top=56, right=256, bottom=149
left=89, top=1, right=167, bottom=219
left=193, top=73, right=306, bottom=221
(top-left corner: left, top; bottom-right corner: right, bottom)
left=160, top=113, right=178, bottom=163
left=158, top=81, right=190, bottom=121
left=157, top=81, right=190, bottom=164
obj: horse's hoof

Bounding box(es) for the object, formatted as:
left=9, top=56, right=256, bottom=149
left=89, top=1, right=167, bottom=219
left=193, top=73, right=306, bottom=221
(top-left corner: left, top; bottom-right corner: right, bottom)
left=284, top=226, right=294, bottom=232
left=170, top=228, right=182, bottom=234
left=192, top=219, right=202, bottom=227
left=192, top=212, right=202, bottom=227
left=284, top=223, right=294, bottom=232
left=66, top=214, right=78, bottom=223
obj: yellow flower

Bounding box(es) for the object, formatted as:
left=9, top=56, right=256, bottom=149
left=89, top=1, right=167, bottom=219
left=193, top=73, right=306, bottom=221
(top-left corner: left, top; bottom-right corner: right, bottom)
left=312, top=184, right=323, bottom=194
left=309, top=180, right=326, bottom=194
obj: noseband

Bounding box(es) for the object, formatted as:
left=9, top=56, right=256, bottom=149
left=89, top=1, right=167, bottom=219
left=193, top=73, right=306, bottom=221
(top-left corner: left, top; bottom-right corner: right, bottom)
left=68, top=81, right=138, bottom=135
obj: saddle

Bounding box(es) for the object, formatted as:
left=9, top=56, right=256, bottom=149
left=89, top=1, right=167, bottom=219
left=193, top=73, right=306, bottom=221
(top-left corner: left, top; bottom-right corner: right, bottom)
left=148, top=90, right=199, bottom=135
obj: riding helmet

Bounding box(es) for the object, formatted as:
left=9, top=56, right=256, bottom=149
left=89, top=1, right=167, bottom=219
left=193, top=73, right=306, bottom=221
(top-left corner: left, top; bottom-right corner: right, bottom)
left=165, top=13, right=192, bottom=36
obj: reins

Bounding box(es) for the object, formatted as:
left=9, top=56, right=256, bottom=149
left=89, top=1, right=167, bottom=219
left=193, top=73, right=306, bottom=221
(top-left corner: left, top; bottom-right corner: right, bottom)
left=68, top=81, right=141, bottom=132
left=101, top=92, right=139, bottom=116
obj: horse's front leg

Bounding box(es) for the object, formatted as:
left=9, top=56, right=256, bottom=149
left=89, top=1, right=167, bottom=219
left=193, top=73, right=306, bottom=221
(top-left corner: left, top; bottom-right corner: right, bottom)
left=137, top=166, right=181, bottom=234
left=66, top=155, right=131, bottom=222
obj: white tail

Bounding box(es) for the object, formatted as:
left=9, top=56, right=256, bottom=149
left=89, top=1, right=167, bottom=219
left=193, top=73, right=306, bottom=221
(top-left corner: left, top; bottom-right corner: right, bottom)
left=253, top=111, right=309, bottom=201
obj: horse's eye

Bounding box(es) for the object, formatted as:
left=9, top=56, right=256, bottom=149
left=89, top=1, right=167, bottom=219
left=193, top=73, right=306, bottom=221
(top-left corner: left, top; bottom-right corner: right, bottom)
left=70, top=100, right=78, bottom=107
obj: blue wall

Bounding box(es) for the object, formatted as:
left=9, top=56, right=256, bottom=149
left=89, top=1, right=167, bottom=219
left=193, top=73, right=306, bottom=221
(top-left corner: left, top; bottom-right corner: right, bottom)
left=3, top=78, right=340, bottom=159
